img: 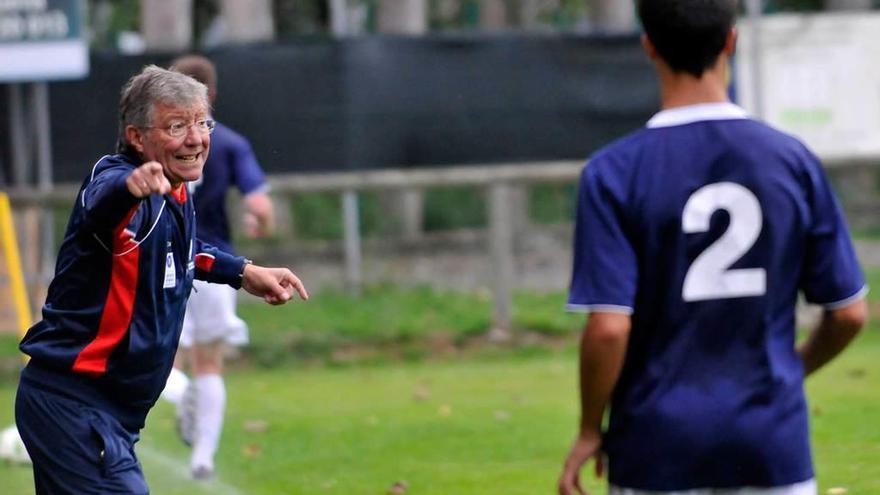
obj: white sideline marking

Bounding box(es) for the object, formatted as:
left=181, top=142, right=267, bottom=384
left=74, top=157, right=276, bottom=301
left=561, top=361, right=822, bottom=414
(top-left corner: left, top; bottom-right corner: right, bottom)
left=137, top=444, right=248, bottom=495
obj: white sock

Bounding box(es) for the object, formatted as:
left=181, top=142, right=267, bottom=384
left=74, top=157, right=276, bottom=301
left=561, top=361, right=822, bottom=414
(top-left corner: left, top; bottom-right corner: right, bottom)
left=160, top=368, right=190, bottom=406
left=191, top=374, right=226, bottom=471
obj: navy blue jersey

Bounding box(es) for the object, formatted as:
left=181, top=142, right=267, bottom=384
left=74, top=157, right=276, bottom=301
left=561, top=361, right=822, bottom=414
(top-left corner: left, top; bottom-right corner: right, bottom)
left=567, top=103, right=866, bottom=490
left=20, top=153, right=248, bottom=429
left=189, top=122, right=268, bottom=253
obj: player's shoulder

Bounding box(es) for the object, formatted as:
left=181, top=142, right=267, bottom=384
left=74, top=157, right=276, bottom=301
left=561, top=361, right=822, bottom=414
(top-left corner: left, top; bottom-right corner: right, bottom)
left=735, top=118, right=810, bottom=149
left=88, top=153, right=137, bottom=180
left=736, top=119, right=822, bottom=174
left=582, top=128, right=652, bottom=180
left=210, top=121, right=253, bottom=151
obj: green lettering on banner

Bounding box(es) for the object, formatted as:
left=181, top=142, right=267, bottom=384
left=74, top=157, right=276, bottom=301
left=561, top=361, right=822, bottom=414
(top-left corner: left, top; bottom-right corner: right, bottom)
left=0, top=0, right=87, bottom=81
left=0, top=0, right=78, bottom=44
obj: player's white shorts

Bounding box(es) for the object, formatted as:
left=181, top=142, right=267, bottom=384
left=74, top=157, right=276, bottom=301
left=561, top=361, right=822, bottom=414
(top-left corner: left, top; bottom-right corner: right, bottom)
left=180, top=280, right=249, bottom=348
left=610, top=479, right=816, bottom=495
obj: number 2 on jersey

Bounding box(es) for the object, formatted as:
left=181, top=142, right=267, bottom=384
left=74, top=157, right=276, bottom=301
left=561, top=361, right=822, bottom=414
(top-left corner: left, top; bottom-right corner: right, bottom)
left=681, top=182, right=766, bottom=301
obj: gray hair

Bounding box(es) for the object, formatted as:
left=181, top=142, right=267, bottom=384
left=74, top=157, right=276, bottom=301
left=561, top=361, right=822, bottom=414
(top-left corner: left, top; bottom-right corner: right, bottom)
left=116, top=64, right=210, bottom=154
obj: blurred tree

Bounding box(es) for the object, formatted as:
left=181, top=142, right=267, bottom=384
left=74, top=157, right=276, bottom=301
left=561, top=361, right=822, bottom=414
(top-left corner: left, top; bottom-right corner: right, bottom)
left=141, top=0, right=193, bottom=51
left=590, top=0, right=636, bottom=33
left=276, top=0, right=328, bottom=38
left=88, top=0, right=140, bottom=49
left=219, top=0, right=275, bottom=43
left=478, top=0, right=508, bottom=30
left=429, top=0, right=592, bottom=32
left=193, top=0, right=220, bottom=46
left=378, top=0, right=428, bottom=33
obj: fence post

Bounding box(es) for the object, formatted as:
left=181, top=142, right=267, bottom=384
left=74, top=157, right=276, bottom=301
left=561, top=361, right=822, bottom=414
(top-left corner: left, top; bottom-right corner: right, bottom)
left=342, top=189, right=362, bottom=295
left=488, top=182, right=514, bottom=340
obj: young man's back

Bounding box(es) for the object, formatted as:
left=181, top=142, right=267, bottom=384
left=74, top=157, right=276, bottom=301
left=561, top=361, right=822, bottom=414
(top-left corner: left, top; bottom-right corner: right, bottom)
left=568, top=102, right=865, bottom=490
left=558, top=2, right=867, bottom=494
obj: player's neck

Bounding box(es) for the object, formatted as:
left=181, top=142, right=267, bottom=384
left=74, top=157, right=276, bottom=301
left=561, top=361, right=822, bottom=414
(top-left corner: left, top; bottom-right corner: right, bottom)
left=657, top=61, right=730, bottom=110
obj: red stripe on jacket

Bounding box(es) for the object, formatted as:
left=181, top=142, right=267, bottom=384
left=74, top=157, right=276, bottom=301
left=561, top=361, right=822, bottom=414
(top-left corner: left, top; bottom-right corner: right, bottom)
left=73, top=205, right=141, bottom=375
left=195, top=253, right=216, bottom=272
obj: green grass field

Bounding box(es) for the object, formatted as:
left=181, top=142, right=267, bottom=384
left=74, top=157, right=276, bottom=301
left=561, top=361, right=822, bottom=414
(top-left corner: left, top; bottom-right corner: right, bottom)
left=1, top=331, right=879, bottom=494
left=2, top=273, right=880, bottom=494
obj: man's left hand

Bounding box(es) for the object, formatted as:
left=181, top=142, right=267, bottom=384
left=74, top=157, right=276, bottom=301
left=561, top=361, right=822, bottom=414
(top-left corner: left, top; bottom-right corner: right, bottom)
left=241, top=264, right=309, bottom=305
left=558, top=429, right=604, bottom=495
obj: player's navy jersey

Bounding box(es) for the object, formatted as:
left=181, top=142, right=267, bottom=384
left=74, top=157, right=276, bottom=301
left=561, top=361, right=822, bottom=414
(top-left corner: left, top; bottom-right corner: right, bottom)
left=189, top=121, right=268, bottom=254
left=19, top=153, right=248, bottom=430
left=567, top=103, right=866, bottom=490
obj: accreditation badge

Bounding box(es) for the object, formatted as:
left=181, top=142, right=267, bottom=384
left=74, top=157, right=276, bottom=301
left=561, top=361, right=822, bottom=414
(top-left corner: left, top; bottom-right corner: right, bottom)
left=164, top=251, right=176, bottom=288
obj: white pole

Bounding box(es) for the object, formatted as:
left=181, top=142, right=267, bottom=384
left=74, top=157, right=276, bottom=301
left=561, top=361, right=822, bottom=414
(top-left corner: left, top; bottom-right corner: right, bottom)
left=330, top=0, right=363, bottom=295
left=488, top=183, right=513, bottom=340
left=745, top=0, right=765, bottom=120
left=330, top=0, right=349, bottom=36
left=342, top=190, right=362, bottom=295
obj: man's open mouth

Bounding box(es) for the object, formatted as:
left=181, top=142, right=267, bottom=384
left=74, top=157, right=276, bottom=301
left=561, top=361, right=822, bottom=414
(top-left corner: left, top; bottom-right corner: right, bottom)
left=175, top=153, right=200, bottom=163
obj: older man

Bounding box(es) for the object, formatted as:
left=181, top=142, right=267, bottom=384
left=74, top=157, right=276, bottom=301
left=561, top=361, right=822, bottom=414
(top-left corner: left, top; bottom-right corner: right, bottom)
left=15, top=65, right=308, bottom=494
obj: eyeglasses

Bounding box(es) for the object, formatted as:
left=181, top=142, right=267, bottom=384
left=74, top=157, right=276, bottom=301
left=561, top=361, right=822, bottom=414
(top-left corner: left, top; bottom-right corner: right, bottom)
left=147, top=118, right=216, bottom=138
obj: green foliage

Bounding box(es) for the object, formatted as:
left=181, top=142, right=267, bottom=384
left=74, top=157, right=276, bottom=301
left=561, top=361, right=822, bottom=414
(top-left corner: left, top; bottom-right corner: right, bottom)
left=274, top=0, right=328, bottom=38
left=513, top=291, right=582, bottom=335
left=529, top=182, right=576, bottom=225
left=290, top=192, right=344, bottom=240
left=287, top=182, right=577, bottom=241
left=423, top=186, right=486, bottom=231
left=289, top=191, right=409, bottom=240
left=543, top=0, right=590, bottom=28
left=88, top=0, right=140, bottom=49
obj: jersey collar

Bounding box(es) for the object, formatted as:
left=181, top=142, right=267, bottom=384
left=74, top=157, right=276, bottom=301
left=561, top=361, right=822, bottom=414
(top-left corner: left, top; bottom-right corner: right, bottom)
left=646, top=102, right=749, bottom=129
left=169, top=184, right=187, bottom=204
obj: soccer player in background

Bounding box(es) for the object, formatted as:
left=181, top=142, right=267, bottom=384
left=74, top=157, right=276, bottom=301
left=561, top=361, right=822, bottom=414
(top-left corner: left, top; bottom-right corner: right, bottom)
left=558, top=1, right=867, bottom=494
left=15, top=65, right=308, bottom=494
left=160, top=54, right=275, bottom=481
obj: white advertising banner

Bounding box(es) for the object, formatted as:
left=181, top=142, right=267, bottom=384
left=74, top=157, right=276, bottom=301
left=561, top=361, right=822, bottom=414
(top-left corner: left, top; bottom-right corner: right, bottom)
left=0, top=0, right=88, bottom=82
left=736, top=12, right=880, bottom=161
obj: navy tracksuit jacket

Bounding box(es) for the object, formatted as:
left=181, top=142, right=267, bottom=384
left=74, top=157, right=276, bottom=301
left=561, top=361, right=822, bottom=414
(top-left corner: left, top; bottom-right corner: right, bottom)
left=19, top=152, right=247, bottom=430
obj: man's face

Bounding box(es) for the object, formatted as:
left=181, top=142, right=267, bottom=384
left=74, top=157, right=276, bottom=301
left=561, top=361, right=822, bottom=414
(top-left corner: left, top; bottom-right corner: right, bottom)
left=131, top=102, right=211, bottom=186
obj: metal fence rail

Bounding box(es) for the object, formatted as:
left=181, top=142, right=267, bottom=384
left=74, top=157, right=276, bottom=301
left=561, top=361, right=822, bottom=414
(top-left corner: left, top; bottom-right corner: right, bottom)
left=5, top=156, right=878, bottom=334
left=5, top=160, right=586, bottom=334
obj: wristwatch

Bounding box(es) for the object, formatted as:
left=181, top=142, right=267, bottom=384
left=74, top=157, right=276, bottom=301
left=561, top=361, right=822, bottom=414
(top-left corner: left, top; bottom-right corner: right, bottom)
left=239, top=258, right=253, bottom=278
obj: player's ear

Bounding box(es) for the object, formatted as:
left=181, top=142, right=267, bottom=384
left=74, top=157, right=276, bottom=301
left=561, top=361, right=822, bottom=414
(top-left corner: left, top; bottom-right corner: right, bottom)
left=125, top=125, right=146, bottom=154
left=641, top=34, right=658, bottom=60
left=724, top=27, right=737, bottom=57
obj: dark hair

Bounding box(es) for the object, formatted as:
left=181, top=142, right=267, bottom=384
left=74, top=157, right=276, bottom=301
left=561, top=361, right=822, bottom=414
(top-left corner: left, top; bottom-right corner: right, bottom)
left=638, top=0, right=737, bottom=77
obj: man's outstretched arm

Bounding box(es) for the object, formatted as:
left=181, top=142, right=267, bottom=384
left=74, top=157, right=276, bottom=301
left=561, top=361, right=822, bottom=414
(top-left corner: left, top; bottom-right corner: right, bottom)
left=240, top=264, right=308, bottom=305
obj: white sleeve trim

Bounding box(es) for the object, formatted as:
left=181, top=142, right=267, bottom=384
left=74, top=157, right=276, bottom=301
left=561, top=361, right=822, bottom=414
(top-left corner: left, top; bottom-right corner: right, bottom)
left=820, top=285, right=869, bottom=310
left=566, top=303, right=634, bottom=315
